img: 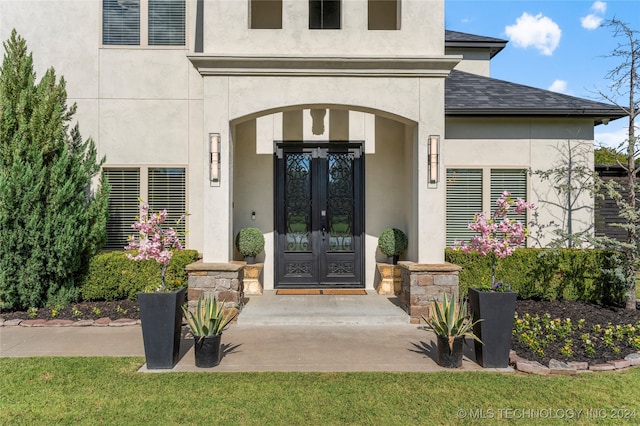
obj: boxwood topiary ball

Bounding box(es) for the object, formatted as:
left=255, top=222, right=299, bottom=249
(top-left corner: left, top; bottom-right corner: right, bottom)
left=235, top=227, right=265, bottom=257
left=378, top=228, right=408, bottom=257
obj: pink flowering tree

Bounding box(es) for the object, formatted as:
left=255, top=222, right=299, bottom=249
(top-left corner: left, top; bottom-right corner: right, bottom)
left=125, top=202, right=184, bottom=291
left=454, top=191, right=535, bottom=291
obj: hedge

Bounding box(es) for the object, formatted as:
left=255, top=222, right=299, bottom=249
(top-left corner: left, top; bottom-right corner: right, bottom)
left=80, top=250, right=200, bottom=301
left=445, top=248, right=627, bottom=306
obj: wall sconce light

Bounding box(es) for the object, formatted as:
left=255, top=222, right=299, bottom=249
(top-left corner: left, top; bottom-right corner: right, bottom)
left=428, top=135, right=440, bottom=184
left=209, top=133, right=220, bottom=186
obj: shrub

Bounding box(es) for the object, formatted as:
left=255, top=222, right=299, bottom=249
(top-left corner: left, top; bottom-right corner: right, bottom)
left=235, top=228, right=265, bottom=257
left=80, top=250, right=200, bottom=301
left=378, top=228, right=408, bottom=257
left=445, top=248, right=627, bottom=306
left=0, top=31, right=109, bottom=310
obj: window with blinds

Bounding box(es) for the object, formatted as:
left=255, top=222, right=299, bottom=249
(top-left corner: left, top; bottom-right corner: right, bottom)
left=490, top=169, right=527, bottom=217
left=149, top=0, right=185, bottom=46
left=103, top=0, right=141, bottom=45
left=103, top=168, right=141, bottom=250
left=148, top=168, right=186, bottom=244
left=446, top=169, right=483, bottom=247
left=309, top=0, right=341, bottom=29
left=103, top=0, right=185, bottom=46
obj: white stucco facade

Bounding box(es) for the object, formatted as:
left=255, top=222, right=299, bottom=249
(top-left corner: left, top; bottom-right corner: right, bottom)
left=0, top=0, right=612, bottom=290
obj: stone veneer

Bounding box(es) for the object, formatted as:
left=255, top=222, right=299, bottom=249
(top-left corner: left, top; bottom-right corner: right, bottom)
left=185, top=261, right=244, bottom=312
left=397, top=261, right=461, bottom=324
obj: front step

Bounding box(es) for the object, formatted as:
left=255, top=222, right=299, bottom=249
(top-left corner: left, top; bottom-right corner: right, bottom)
left=237, top=290, right=410, bottom=326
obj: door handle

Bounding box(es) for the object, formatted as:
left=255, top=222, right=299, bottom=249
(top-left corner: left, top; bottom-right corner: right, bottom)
left=321, top=225, right=327, bottom=239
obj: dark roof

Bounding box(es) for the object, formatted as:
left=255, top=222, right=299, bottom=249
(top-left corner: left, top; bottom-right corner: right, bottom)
left=445, top=30, right=507, bottom=58
left=445, top=70, right=627, bottom=125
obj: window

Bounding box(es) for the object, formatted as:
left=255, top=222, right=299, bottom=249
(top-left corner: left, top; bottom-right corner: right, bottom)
left=490, top=169, right=527, bottom=221
left=103, top=168, right=141, bottom=250
left=309, top=0, right=340, bottom=29
left=148, top=168, right=186, bottom=240
left=250, top=0, right=282, bottom=29
left=103, top=167, right=186, bottom=250
left=103, top=0, right=185, bottom=46
left=103, top=0, right=140, bottom=45
left=149, top=0, right=186, bottom=46
left=446, top=168, right=528, bottom=247
left=368, top=0, right=399, bottom=30
left=446, top=169, right=482, bottom=247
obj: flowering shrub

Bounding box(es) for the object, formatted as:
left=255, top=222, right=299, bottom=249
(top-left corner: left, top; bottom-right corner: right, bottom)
left=125, top=202, right=184, bottom=291
left=454, top=190, right=535, bottom=291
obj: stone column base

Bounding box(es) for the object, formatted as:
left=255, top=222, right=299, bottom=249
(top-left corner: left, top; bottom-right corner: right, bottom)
left=375, top=263, right=402, bottom=295
left=397, top=262, right=461, bottom=324
left=233, top=262, right=263, bottom=295
left=186, top=261, right=244, bottom=317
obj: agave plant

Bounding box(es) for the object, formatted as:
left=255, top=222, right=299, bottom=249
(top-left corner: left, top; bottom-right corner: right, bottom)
left=421, top=292, right=482, bottom=352
left=182, top=295, right=237, bottom=341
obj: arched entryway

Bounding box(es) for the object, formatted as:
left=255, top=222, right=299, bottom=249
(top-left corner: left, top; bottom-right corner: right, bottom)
left=230, top=104, right=427, bottom=291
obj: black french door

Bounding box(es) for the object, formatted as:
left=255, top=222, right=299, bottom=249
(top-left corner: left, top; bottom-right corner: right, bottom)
left=275, top=143, right=363, bottom=288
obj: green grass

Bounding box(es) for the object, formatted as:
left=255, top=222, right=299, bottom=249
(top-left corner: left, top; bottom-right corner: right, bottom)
left=2, top=358, right=640, bottom=425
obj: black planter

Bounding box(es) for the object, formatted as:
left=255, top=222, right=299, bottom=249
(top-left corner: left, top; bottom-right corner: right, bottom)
left=468, top=288, right=517, bottom=368
left=436, top=335, right=464, bottom=368
left=138, top=287, right=186, bottom=369
left=387, top=255, right=399, bottom=265
left=244, top=255, right=256, bottom=265
left=194, top=334, right=223, bottom=368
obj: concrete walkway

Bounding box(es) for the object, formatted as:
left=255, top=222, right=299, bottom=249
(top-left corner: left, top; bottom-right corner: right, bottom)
left=0, top=291, right=512, bottom=373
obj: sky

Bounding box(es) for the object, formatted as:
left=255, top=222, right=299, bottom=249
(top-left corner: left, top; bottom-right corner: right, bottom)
left=445, top=0, right=640, bottom=149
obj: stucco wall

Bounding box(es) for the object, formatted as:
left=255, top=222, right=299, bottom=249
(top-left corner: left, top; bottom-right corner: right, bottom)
left=448, top=48, right=491, bottom=77
left=203, top=0, right=444, bottom=56
left=445, top=117, right=596, bottom=246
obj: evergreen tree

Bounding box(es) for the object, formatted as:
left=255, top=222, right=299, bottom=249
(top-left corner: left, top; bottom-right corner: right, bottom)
left=0, top=30, right=109, bottom=310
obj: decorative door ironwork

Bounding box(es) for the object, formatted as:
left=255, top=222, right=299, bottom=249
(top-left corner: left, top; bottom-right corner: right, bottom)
left=275, top=143, right=363, bottom=288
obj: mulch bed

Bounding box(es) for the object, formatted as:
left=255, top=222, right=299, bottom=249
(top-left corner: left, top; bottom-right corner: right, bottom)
left=0, top=300, right=140, bottom=322
left=513, top=299, right=640, bottom=365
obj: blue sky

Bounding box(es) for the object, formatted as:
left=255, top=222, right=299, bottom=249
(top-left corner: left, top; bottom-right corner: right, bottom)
left=445, top=0, right=640, bottom=148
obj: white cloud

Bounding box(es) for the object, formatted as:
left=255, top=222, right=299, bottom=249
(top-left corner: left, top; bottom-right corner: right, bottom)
left=592, top=1, right=607, bottom=14
left=505, top=13, right=562, bottom=56
left=581, top=2, right=606, bottom=30
left=595, top=123, right=628, bottom=149
left=581, top=14, right=603, bottom=30
left=548, top=80, right=568, bottom=93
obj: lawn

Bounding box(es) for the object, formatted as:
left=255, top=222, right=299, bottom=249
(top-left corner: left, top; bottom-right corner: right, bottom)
left=1, top=357, right=639, bottom=425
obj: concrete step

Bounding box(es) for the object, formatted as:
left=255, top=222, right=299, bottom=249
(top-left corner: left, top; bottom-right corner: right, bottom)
left=237, top=290, right=410, bottom=326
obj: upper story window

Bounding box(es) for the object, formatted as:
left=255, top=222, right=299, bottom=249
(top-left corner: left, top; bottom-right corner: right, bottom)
left=309, top=0, right=340, bottom=29
left=103, top=0, right=185, bottom=46
left=250, top=0, right=282, bottom=29
left=368, top=0, right=400, bottom=30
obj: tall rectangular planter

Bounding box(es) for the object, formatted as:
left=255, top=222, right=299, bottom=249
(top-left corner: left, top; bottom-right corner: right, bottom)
left=138, top=287, right=186, bottom=369
left=468, top=288, right=517, bottom=368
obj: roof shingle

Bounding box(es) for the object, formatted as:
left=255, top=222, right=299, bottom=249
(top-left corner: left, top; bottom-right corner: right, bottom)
left=445, top=70, right=626, bottom=124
